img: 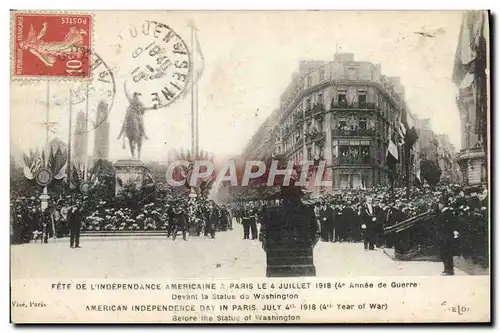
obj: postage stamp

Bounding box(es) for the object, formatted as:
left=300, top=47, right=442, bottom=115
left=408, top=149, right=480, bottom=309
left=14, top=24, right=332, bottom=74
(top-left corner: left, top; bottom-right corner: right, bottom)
left=12, top=12, right=93, bottom=79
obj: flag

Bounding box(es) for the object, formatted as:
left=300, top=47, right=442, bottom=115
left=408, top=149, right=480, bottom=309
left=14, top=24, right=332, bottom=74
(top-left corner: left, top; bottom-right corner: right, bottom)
left=398, top=121, right=406, bottom=145
left=387, top=140, right=399, bottom=162
left=53, top=162, right=67, bottom=180
left=416, top=170, right=422, bottom=183
left=452, top=11, right=486, bottom=86
left=179, top=20, right=205, bottom=100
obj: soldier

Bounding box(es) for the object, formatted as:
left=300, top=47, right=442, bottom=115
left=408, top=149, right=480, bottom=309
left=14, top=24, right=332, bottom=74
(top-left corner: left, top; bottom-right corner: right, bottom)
left=172, top=202, right=188, bottom=241
left=165, top=202, right=174, bottom=238
left=437, top=195, right=460, bottom=275
left=241, top=202, right=255, bottom=240
left=206, top=202, right=218, bottom=239
left=68, top=204, right=82, bottom=248
left=342, top=201, right=357, bottom=242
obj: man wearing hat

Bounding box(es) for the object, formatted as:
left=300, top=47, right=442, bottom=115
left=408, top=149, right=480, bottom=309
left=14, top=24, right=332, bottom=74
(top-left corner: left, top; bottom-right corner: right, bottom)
left=360, top=196, right=379, bottom=250
left=68, top=204, right=82, bottom=248
left=436, top=194, right=459, bottom=275
left=260, top=163, right=319, bottom=277
left=171, top=202, right=188, bottom=241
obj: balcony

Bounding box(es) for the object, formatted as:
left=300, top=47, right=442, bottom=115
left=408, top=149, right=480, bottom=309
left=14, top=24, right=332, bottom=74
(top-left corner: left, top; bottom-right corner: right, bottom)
left=294, top=117, right=304, bottom=130
left=457, top=146, right=486, bottom=162
left=332, top=128, right=375, bottom=137
left=305, top=103, right=326, bottom=118
left=335, top=156, right=372, bottom=166
left=305, top=131, right=326, bottom=144
left=330, top=101, right=377, bottom=111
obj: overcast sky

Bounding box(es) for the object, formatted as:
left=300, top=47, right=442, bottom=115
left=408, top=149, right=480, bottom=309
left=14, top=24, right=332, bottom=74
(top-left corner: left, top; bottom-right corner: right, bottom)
left=11, top=11, right=465, bottom=163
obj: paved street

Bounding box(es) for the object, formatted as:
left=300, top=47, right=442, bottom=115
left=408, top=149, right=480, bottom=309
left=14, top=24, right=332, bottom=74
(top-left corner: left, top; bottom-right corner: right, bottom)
left=11, top=224, right=465, bottom=279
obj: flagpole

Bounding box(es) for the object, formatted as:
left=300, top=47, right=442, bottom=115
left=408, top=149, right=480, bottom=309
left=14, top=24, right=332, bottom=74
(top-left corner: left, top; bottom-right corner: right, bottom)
left=190, top=23, right=196, bottom=161
left=84, top=81, right=89, bottom=181
left=45, top=81, right=50, bottom=160
left=195, top=69, right=199, bottom=159
left=189, top=21, right=198, bottom=200
left=67, top=89, right=73, bottom=188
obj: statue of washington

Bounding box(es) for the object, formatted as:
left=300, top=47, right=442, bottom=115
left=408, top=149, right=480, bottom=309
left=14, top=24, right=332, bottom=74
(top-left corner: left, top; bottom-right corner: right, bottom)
left=117, top=82, right=148, bottom=160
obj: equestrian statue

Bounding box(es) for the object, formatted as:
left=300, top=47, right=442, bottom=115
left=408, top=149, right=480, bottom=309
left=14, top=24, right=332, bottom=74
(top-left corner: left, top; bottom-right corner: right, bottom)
left=117, top=82, right=148, bottom=159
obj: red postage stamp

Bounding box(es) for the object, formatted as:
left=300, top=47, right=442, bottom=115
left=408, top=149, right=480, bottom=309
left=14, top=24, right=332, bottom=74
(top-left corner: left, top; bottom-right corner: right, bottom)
left=12, top=12, right=92, bottom=79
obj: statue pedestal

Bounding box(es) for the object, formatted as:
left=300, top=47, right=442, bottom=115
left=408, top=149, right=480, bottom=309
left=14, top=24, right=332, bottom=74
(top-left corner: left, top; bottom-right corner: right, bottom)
left=113, top=159, right=148, bottom=197
left=265, top=242, right=316, bottom=277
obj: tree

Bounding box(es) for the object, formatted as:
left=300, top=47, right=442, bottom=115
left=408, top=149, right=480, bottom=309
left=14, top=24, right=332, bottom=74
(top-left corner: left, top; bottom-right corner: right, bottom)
left=420, top=159, right=442, bottom=187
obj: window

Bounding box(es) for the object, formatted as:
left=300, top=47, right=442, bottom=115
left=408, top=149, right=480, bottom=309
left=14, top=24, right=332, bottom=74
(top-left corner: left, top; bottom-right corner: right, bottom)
left=347, top=68, right=357, bottom=80
left=318, top=93, right=323, bottom=105
left=307, top=75, right=312, bottom=87
left=319, top=69, right=324, bottom=81
left=359, top=118, right=367, bottom=130
left=358, top=93, right=367, bottom=108
left=307, top=147, right=312, bottom=160
left=317, top=120, right=323, bottom=132
left=338, top=92, right=347, bottom=107
left=338, top=118, right=347, bottom=130
left=305, top=98, right=311, bottom=110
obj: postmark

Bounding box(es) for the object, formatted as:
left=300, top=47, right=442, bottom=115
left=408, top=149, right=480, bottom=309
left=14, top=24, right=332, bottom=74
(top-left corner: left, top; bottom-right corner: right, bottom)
left=118, top=20, right=192, bottom=110
left=12, top=12, right=92, bottom=79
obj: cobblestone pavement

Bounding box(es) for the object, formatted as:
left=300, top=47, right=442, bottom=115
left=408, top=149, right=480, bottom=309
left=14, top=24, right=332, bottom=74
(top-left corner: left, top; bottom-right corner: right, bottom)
left=11, top=224, right=465, bottom=279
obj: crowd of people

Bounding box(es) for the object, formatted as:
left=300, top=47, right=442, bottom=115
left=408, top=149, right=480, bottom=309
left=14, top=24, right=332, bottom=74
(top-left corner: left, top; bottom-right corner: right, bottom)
left=231, top=183, right=489, bottom=274
left=11, top=182, right=489, bottom=274
left=10, top=193, right=233, bottom=245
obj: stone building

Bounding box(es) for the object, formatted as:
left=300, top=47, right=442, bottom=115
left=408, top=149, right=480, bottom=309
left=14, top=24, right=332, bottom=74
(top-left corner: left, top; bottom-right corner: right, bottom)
left=243, top=53, right=417, bottom=191
left=436, top=134, right=461, bottom=184
left=452, top=10, right=488, bottom=186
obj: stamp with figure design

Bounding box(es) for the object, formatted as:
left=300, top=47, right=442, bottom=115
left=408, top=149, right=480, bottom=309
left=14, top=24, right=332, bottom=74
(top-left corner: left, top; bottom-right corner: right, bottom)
left=12, top=12, right=92, bottom=79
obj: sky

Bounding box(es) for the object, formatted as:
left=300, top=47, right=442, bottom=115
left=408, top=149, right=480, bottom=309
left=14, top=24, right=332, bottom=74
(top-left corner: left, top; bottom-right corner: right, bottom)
left=11, top=10, right=465, bottom=163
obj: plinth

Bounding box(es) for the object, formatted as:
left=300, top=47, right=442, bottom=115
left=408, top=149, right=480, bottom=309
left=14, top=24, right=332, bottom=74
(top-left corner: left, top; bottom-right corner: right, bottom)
left=264, top=241, right=316, bottom=277
left=113, top=159, right=149, bottom=197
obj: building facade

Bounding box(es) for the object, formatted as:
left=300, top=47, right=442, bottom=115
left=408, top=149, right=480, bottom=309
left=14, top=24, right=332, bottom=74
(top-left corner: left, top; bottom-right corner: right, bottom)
left=436, top=134, right=461, bottom=184
left=414, top=118, right=439, bottom=163
left=246, top=53, right=411, bottom=191
left=453, top=11, right=488, bottom=186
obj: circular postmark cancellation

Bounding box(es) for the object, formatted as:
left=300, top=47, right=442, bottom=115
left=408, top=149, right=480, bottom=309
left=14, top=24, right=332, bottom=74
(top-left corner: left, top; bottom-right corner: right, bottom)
left=120, top=20, right=192, bottom=110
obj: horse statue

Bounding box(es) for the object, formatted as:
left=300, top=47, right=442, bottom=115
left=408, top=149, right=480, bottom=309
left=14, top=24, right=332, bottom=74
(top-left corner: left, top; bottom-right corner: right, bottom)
left=117, top=82, right=148, bottom=159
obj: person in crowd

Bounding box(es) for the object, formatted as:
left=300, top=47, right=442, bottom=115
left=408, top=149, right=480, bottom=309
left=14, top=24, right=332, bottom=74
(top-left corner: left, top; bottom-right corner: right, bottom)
left=171, top=201, right=188, bottom=241
left=51, top=204, right=62, bottom=239
left=241, top=202, right=255, bottom=240
left=360, top=196, right=378, bottom=250
left=68, top=204, right=82, bottom=248
left=436, top=194, right=460, bottom=276
left=319, top=200, right=333, bottom=242
left=60, top=202, right=70, bottom=237
left=206, top=201, right=218, bottom=239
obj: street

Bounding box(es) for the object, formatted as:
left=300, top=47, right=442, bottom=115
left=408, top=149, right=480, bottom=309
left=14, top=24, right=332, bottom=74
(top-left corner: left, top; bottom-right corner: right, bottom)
left=11, top=224, right=465, bottom=279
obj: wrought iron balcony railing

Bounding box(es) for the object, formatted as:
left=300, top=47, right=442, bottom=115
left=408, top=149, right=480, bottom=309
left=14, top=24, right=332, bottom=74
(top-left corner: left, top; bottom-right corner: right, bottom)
left=334, top=156, right=372, bottom=166
left=332, top=128, right=375, bottom=137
